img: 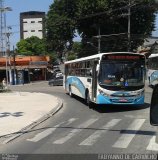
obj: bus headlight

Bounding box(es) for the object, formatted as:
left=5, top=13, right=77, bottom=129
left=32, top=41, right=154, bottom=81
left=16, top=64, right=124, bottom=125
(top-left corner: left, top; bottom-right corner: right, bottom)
left=136, top=90, right=144, bottom=98
left=98, top=89, right=111, bottom=97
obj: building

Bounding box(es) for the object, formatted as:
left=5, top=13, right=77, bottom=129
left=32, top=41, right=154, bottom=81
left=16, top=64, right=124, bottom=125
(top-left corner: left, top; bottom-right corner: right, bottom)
left=0, top=55, right=50, bottom=85
left=138, top=37, right=158, bottom=58
left=20, top=11, right=45, bottom=39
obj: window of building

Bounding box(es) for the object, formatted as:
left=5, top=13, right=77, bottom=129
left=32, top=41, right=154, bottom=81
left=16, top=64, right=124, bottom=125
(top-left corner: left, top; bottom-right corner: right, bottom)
left=31, top=30, right=35, bottom=32
left=31, top=21, right=35, bottom=23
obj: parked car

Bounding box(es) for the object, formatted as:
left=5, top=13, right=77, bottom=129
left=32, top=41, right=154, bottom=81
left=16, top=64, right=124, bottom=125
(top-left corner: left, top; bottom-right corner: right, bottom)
left=48, top=75, right=63, bottom=86
left=53, top=69, right=61, bottom=73
left=56, top=72, right=63, bottom=77
left=50, top=69, right=62, bottom=79
left=53, top=65, right=60, bottom=70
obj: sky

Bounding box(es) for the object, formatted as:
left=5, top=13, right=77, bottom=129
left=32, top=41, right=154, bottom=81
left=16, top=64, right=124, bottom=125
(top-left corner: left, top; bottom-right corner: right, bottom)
left=4, top=0, right=53, bottom=49
left=152, top=14, right=158, bottom=37
left=2, top=0, right=158, bottom=50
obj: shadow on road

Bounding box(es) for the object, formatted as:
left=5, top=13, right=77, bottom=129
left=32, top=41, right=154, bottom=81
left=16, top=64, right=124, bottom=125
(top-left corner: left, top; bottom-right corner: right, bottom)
left=70, top=94, right=150, bottom=113
left=93, top=103, right=150, bottom=113
left=0, top=112, right=24, bottom=118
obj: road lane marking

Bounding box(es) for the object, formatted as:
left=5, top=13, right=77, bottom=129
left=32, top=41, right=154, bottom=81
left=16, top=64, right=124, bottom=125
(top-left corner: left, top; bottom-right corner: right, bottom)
left=53, top=118, right=98, bottom=144
left=112, top=119, right=145, bottom=148
left=79, top=119, right=121, bottom=146
left=146, top=136, right=158, bottom=151
left=27, top=118, right=77, bottom=142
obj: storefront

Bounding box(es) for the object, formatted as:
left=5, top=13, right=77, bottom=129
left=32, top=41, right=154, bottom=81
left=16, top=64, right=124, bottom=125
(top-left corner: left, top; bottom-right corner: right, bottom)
left=0, top=55, right=50, bottom=85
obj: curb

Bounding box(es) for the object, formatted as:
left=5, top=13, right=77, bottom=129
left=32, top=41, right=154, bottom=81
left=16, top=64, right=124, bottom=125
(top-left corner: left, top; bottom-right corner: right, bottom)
left=8, top=81, right=48, bottom=87
left=2, top=98, right=63, bottom=144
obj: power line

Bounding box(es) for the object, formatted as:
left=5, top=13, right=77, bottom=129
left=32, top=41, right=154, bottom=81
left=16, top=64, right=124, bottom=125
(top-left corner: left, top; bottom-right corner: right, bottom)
left=78, top=1, right=156, bottom=21
left=78, top=5, right=129, bottom=20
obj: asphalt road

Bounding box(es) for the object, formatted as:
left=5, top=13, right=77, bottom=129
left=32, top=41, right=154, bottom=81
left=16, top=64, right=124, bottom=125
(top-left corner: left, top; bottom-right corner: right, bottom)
left=0, top=82, right=157, bottom=158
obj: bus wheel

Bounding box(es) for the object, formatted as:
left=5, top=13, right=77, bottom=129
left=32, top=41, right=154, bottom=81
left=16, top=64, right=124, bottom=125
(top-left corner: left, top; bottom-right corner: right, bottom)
left=69, top=85, right=73, bottom=97
left=86, top=92, right=93, bottom=109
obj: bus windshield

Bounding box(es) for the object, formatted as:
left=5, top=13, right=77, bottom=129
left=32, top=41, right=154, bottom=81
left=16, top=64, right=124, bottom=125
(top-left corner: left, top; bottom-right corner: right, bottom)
left=99, top=61, right=145, bottom=90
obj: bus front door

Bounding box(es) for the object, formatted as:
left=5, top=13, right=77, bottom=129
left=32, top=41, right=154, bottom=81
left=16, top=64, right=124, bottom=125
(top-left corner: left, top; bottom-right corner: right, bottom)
left=92, top=60, right=98, bottom=102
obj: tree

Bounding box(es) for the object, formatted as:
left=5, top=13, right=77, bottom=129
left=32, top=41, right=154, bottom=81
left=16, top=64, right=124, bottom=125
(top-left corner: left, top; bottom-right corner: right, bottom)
left=16, top=36, right=46, bottom=56
left=77, top=0, right=157, bottom=55
left=71, top=42, right=82, bottom=56
left=46, top=0, right=157, bottom=58
left=66, top=42, right=82, bottom=60
left=46, top=0, right=77, bottom=53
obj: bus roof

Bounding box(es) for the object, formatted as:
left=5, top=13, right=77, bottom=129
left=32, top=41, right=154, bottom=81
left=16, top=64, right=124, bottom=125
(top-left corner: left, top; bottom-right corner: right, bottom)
left=64, top=52, right=142, bottom=64
left=148, top=54, right=158, bottom=58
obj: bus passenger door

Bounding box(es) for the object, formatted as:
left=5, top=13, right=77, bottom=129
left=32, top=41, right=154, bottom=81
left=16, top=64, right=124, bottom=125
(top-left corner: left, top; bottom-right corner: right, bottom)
left=92, top=60, right=98, bottom=102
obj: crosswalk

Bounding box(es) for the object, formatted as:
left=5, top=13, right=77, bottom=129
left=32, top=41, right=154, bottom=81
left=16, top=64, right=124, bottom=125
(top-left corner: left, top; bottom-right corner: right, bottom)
left=112, top=119, right=145, bottom=148
left=23, top=117, right=158, bottom=151
left=79, top=119, right=121, bottom=146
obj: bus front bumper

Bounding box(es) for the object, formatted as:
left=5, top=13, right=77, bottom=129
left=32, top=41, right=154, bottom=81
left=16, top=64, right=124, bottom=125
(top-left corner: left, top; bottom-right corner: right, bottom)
left=96, top=94, right=144, bottom=105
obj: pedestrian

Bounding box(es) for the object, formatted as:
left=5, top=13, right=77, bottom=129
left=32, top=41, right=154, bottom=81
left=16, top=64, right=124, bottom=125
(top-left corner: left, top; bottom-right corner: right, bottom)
left=2, top=78, right=7, bottom=89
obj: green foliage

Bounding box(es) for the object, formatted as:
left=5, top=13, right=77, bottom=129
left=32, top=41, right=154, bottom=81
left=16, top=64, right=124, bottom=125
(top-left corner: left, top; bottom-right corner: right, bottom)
left=72, top=42, right=82, bottom=56
left=67, top=52, right=77, bottom=61
left=16, top=36, right=46, bottom=56
left=77, top=0, right=157, bottom=54
left=46, top=0, right=77, bottom=53
left=46, top=0, right=157, bottom=57
left=47, top=52, right=58, bottom=64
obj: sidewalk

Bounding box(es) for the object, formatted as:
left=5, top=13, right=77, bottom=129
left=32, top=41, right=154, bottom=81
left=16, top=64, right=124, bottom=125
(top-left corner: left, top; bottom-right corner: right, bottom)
left=0, top=91, right=62, bottom=141
left=145, top=80, right=153, bottom=93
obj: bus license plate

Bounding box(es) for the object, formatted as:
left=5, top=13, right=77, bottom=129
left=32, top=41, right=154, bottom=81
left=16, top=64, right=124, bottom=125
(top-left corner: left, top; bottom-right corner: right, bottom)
left=119, top=99, right=128, bottom=102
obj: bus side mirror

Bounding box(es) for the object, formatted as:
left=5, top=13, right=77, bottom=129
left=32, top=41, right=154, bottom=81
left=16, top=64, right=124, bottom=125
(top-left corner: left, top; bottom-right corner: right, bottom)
left=150, top=84, right=158, bottom=126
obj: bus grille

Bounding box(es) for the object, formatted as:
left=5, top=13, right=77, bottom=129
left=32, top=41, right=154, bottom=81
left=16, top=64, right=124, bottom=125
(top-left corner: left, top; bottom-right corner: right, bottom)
left=110, top=99, right=134, bottom=103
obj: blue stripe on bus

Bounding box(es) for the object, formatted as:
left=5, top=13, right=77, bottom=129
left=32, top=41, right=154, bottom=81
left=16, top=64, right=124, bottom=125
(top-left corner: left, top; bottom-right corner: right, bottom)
left=66, top=77, right=86, bottom=97
left=96, top=95, right=111, bottom=104
left=96, top=94, right=144, bottom=105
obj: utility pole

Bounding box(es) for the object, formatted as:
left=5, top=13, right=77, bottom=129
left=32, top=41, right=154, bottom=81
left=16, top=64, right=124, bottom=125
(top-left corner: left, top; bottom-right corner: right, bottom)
left=6, top=26, right=12, bottom=84
left=98, top=26, right=101, bottom=54
left=0, top=0, right=5, bottom=56
left=128, top=0, right=131, bottom=52
left=0, top=2, right=12, bottom=87
left=12, top=45, right=16, bottom=85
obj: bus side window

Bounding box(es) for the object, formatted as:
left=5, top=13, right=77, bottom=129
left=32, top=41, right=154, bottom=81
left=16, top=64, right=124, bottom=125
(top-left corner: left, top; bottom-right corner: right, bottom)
left=85, top=69, right=91, bottom=77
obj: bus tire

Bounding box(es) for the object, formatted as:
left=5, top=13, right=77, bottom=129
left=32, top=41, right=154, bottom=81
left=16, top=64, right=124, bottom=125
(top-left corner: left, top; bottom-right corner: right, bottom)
left=69, top=85, right=73, bottom=97
left=85, top=91, right=93, bottom=109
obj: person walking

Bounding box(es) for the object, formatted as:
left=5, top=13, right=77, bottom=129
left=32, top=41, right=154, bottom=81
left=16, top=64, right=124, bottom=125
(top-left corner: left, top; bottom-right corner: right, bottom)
left=2, top=78, right=7, bottom=89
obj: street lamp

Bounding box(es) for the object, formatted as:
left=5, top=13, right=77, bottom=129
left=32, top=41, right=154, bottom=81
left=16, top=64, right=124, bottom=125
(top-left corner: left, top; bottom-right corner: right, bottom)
left=0, top=6, right=12, bottom=88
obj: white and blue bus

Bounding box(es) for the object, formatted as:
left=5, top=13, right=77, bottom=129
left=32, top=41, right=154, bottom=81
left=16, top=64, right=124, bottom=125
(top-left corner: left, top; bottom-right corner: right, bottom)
left=64, top=52, right=146, bottom=107
left=147, top=54, right=158, bottom=87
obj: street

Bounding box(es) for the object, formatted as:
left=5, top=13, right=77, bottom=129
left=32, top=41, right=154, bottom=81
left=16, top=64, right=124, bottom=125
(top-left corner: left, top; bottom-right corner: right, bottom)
left=0, top=82, right=157, bottom=156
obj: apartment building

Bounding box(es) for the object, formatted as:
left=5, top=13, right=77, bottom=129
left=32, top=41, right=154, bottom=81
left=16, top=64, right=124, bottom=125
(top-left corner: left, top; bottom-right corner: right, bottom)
left=20, top=11, right=45, bottom=39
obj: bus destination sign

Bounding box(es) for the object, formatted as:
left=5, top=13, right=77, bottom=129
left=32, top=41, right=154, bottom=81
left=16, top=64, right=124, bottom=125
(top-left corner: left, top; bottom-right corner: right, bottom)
left=102, top=54, right=144, bottom=61
left=107, top=55, right=140, bottom=60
